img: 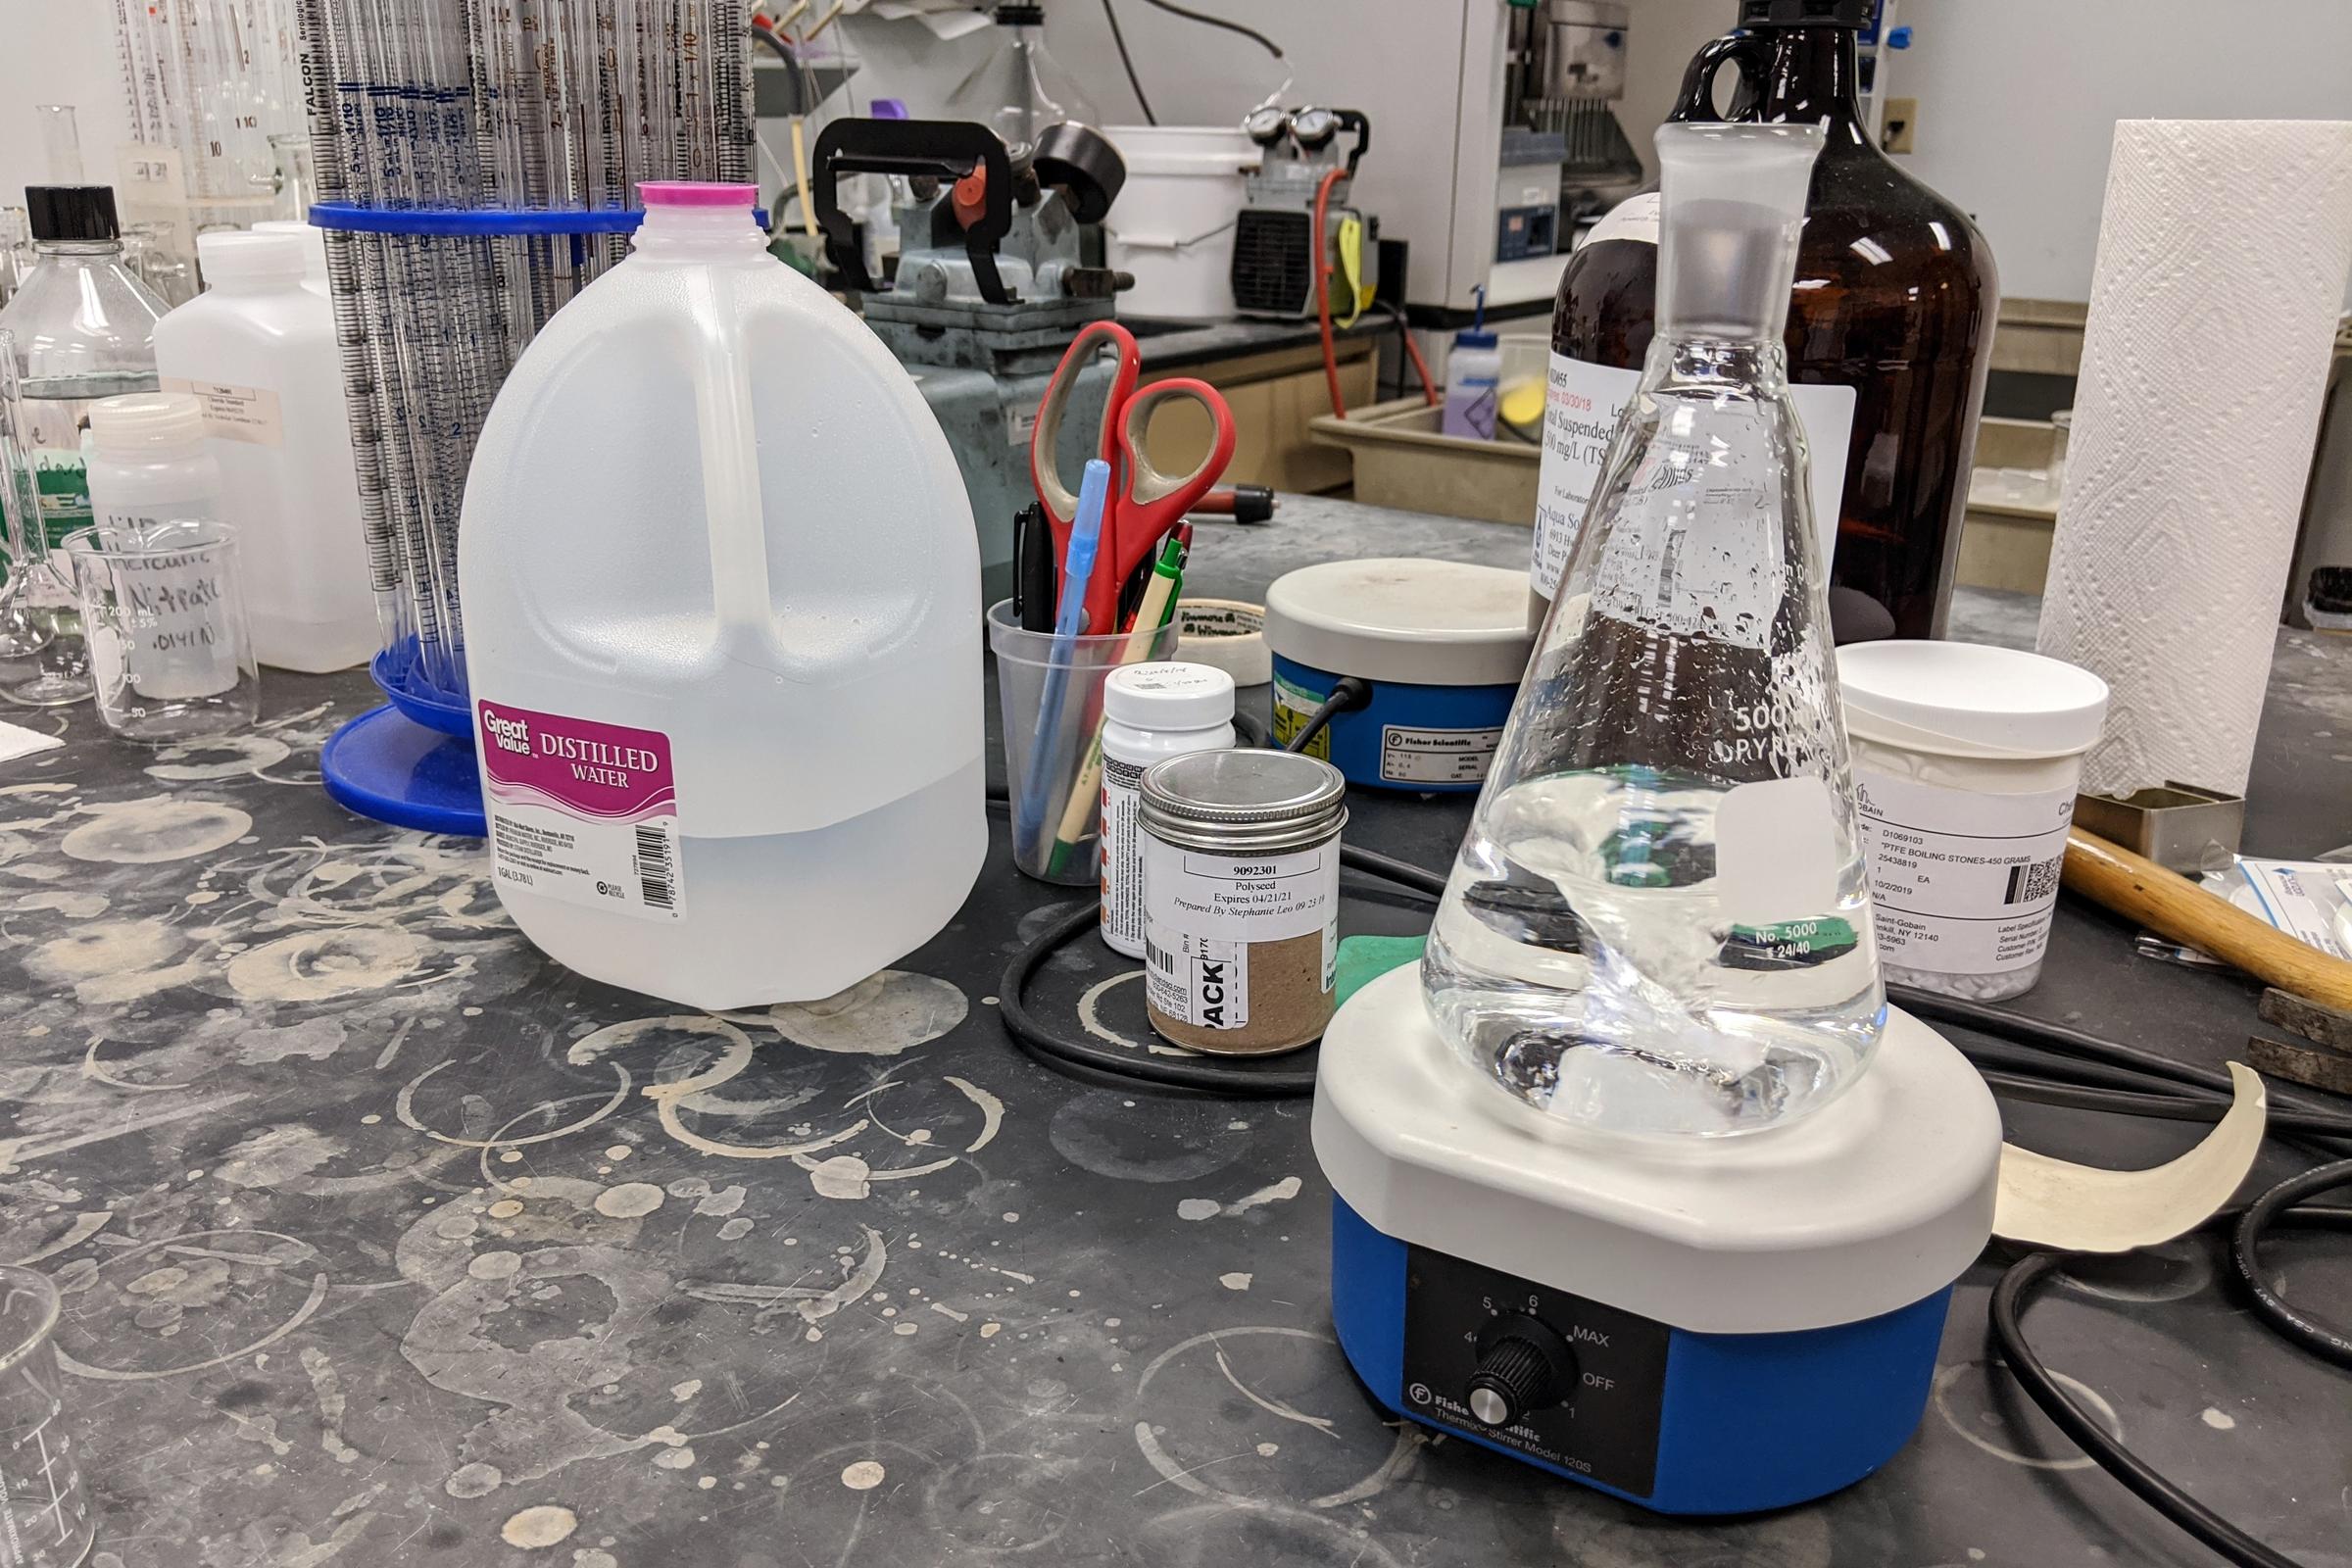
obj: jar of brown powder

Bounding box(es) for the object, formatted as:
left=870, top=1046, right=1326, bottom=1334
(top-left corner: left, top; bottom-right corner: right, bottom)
left=1140, top=750, right=1348, bottom=1054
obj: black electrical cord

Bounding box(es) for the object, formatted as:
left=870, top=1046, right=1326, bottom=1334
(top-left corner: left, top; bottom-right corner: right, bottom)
left=1285, top=676, right=1373, bottom=756
left=1100, top=0, right=1156, bottom=125
left=1991, top=1251, right=2313, bottom=1568
left=749, top=21, right=794, bottom=67
left=2230, top=1158, right=2352, bottom=1368
left=995, top=843, right=1442, bottom=1095
left=1136, top=0, right=1284, bottom=60
left=1900, top=987, right=2352, bottom=1133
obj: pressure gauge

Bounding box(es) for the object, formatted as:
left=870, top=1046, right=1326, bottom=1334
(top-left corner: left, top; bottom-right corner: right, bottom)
left=1243, top=106, right=1290, bottom=146
left=1291, top=107, right=1340, bottom=150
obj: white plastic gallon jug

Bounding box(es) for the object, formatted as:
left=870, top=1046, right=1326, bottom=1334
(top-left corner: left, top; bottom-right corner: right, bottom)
left=459, top=182, right=985, bottom=1009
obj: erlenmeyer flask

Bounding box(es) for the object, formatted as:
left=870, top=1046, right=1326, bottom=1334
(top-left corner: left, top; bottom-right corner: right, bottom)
left=947, top=5, right=1100, bottom=162
left=1422, top=121, right=1884, bottom=1138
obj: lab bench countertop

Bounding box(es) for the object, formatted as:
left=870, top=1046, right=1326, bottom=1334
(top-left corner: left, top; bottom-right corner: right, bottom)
left=4, top=493, right=2348, bottom=1567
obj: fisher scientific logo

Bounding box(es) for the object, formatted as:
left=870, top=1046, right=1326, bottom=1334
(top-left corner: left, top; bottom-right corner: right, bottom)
left=480, top=707, right=533, bottom=757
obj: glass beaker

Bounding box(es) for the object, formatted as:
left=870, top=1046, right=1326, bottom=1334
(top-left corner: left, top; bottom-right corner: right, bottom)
left=65, top=518, right=259, bottom=743
left=1423, top=121, right=1885, bottom=1139
left=0, top=1265, right=93, bottom=1568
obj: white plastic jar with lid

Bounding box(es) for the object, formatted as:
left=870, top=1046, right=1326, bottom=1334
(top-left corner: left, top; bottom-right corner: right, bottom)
left=1837, top=641, right=2110, bottom=1000
left=83, top=391, right=221, bottom=531
left=82, top=391, right=235, bottom=700
left=1100, top=661, right=1237, bottom=957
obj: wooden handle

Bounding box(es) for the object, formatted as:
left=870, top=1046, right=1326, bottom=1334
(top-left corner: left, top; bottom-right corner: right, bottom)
left=2062, top=826, right=2352, bottom=1013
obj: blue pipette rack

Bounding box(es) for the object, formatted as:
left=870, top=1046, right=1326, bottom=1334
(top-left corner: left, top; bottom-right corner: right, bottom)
left=313, top=201, right=758, bottom=840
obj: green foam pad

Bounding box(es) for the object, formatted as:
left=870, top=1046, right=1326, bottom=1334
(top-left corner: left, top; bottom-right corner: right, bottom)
left=1335, top=934, right=1428, bottom=1007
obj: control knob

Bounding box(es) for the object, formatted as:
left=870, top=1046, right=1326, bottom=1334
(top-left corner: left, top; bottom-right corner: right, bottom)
left=1465, top=1314, right=1578, bottom=1429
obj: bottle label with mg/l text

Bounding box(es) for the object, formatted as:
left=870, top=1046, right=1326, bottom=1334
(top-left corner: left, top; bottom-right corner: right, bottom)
left=1532, top=355, right=1856, bottom=601
left=1854, top=766, right=2073, bottom=973
left=1583, top=191, right=1661, bottom=248
left=478, top=701, right=684, bottom=922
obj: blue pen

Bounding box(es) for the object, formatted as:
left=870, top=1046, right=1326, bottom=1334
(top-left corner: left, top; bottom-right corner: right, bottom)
left=1015, top=459, right=1110, bottom=858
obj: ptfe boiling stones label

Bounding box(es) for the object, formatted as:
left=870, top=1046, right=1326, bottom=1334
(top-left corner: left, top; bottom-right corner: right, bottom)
left=1854, top=767, right=2074, bottom=975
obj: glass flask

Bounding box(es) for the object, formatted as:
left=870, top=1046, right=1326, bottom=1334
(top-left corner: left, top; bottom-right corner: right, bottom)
left=1423, top=121, right=1885, bottom=1139
left=947, top=4, right=1100, bottom=161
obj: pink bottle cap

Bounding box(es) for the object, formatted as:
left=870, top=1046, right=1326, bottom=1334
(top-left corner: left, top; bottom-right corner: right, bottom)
left=639, top=182, right=760, bottom=208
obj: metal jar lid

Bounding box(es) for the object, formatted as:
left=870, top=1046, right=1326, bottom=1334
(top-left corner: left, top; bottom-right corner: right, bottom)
left=1140, top=750, right=1348, bottom=855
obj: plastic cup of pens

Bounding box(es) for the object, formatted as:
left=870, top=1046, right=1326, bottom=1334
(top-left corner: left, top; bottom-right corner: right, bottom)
left=990, top=599, right=1181, bottom=884
left=62, top=518, right=259, bottom=744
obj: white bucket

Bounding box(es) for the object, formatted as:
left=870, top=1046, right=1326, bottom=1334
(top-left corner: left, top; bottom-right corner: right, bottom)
left=1102, top=125, right=1261, bottom=322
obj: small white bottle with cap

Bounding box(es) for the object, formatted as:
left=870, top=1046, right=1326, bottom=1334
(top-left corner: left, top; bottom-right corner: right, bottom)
left=153, top=228, right=374, bottom=671
left=83, top=390, right=222, bottom=532
left=82, top=390, right=236, bottom=699
left=1100, top=661, right=1237, bottom=957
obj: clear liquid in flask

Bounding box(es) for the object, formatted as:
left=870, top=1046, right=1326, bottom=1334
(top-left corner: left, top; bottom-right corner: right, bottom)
left=1422, top=121, right=1884, bottom=1138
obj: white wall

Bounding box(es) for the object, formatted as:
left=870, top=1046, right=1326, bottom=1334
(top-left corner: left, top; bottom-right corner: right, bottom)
left=0, top=2, right=132, bottom=206
left=1879, top=0, right=2352, bottom=302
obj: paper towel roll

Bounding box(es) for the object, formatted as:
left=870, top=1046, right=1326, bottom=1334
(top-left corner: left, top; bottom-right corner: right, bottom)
left=2036, top=120, right=2352, bottom=797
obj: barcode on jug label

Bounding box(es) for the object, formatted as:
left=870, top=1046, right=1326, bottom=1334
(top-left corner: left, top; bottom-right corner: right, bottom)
left=635, top=822, right=679, bottom=913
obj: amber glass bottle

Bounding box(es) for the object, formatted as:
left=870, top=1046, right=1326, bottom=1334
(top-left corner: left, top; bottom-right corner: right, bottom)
left=1531, top=0, right=1997, bottom=642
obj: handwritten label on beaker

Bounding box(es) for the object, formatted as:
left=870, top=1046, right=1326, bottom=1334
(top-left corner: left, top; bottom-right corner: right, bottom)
left=116, top=547, right=240, bottom=700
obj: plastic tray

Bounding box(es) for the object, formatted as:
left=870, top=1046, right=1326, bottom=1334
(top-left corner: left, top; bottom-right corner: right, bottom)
left=1308, top=397, right=1541, bottom=526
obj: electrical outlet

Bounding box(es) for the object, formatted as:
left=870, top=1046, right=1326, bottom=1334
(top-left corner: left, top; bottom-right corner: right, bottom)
left=1882, top=97, right=1917, bottom=155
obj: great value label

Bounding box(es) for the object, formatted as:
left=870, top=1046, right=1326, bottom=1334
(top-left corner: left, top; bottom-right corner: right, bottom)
left=477, top=701, right=683, bottom=922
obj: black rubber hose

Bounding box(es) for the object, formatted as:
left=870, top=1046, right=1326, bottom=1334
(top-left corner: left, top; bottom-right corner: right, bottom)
left=1893, top=986, right=2352, bottom=1132
left=1099, top=0, right=1155, bottom=125
left=1989, top=1251, right=2311, bottom=1568
left=995, top=843, right=1444, bottom=1097
left=1137, top=0, right=1283, bottom=59
left=2229, top=1157, right=2352, bottom=1368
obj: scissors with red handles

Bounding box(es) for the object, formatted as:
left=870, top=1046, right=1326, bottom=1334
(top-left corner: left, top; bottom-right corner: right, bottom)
left=1028, top=320, right=1237, bottom=636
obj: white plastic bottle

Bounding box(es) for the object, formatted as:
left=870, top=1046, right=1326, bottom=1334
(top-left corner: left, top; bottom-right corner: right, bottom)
left=459, top=182, right=986, bottom=1010
left=83, top=391, right=222, bottom=530
left=1441, top=286, right=1500, bottom=441
left=1099, top=662, right=1237, bottom=957
left=251, top=219, right=331, bottom=297
left=153, top=229, right=374, bottom=672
